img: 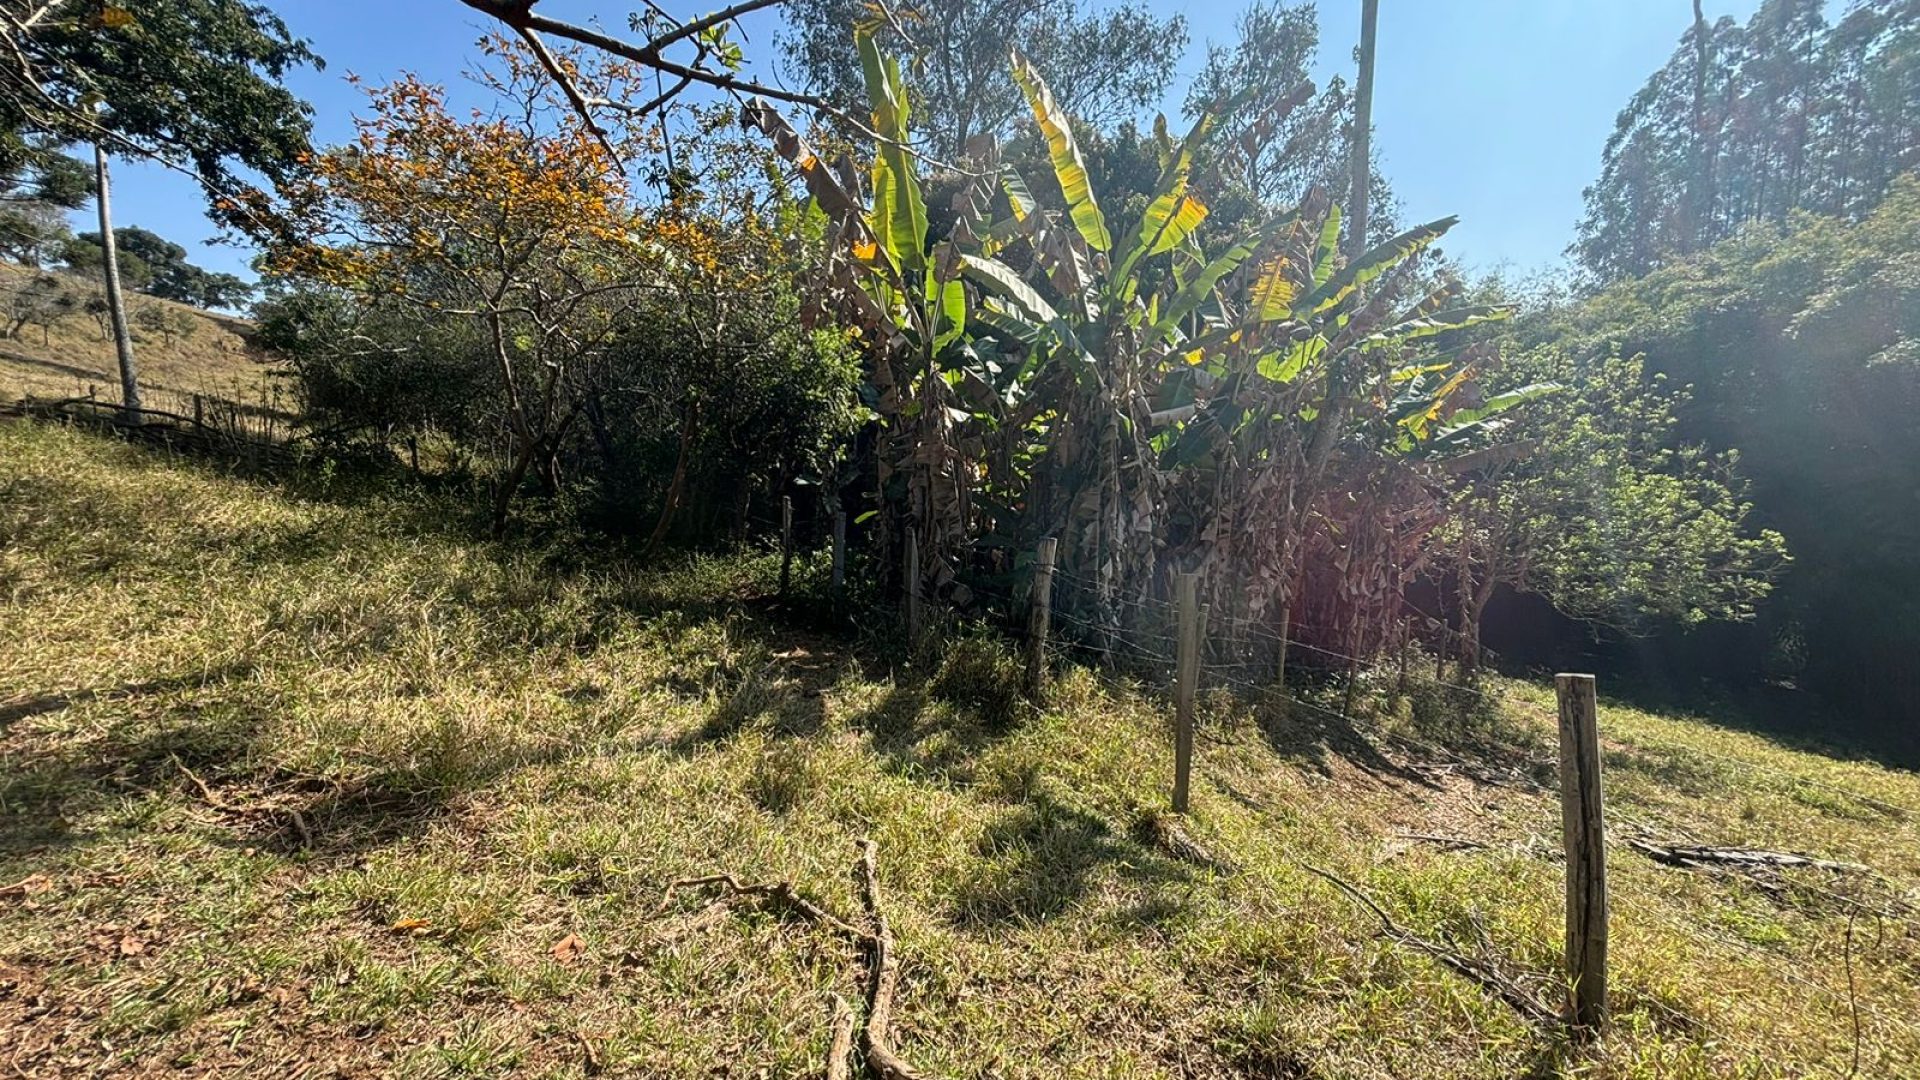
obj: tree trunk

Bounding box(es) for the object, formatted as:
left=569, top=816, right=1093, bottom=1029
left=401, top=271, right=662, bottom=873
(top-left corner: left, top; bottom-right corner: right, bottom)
left=642, top=395, right=699, bottom=557
left=94, top=144, right=140, bottom=421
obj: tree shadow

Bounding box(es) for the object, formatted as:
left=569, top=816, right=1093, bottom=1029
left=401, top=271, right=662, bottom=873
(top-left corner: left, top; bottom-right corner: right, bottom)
left=0, top=665, right=251, bottom=731
left=1251, top=691, right=1439, bottom=789
left=948, top=793, right=1194, bottom=928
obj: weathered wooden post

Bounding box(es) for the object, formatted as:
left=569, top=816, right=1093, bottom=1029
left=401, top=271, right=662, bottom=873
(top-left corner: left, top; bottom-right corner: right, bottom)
left=1173, top=572, right=1203, bottom=812
left=1024, top=537, right=1058, bottom=698
left=779, top=495, right=794, bottom=597
left=830, top=509, right=847, bottom=600
left=192, top=393, right=204, bottom=427
left=904, top=525, right=922, bottom=642
left=1556, top=672, right=1608, bottom=1037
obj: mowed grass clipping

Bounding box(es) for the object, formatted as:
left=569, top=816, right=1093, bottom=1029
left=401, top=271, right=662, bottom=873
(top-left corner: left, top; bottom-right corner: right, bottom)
left=1, top=420, right=1916, bottom=1079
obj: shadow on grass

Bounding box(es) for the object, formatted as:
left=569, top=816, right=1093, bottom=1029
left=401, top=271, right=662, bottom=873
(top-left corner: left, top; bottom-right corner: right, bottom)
left=949, top=792, right=1195, bottom=928
left=1251, top=688, right=1441, bottom=789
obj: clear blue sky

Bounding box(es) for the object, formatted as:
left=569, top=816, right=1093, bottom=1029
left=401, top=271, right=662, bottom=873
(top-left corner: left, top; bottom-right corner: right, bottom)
left=86, top=0, right=1763, bottom=284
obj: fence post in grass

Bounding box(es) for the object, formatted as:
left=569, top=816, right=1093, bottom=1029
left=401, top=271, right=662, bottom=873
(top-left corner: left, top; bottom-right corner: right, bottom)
left=779, top=495, right=794, bottom=597
left=1556, top=672, right=1608, bottom=1037
left=192, top=393, right=203, bottom=427
left=1173, top=571, right=1202, bottom=813
left=904, top=525, right=922, bottom=642
left=830, top=509, right=847, bottom=601
left=1024, top=537, right=1058, bottom=698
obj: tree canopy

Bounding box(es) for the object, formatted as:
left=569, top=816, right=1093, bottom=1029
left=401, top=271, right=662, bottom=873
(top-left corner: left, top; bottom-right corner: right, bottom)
left=1574, top=0, right=1920, bottom=283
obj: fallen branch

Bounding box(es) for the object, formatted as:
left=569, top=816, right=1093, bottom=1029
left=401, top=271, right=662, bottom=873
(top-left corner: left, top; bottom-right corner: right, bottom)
left=1394, top=832, right=1490, bottom=852
left=826, top=993, right=856, bottom=1080
left=1627, top=840, right=1867, bottom=875
left=658, top=840, right=928, bottom=1080
left=1299, top=861, right=1559, bottom=1029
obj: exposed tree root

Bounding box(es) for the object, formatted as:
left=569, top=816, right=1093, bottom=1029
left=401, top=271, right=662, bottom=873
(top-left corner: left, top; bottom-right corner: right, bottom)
left=1299, top=861, right=1560, bottom=1029
left=659, top=839, right=927, bottom=1080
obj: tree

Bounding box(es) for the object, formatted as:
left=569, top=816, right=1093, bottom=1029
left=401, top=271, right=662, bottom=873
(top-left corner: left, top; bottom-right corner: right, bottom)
left=3, top=272, right=71, bottom=343
left=777, top=0, right=1188, bottom=159
left=1525, top=173, right=1920, bottom=723
left=132, top=297, right=195, bottom=347
left=1181, top=0, right=1396, bottom=240
left=0, top=135, right=88, bottom=265
left=93, top=142, right=138, bottom=416
left=749, top=30, right=1522, bottom=660
left=73, top=226, right=255, bottom=308
left=1445, top=348, right=1786, bottom=670
left=1, top=0, right=320, bottom=230
left=1574, top=0, right=1920, bottom=283
left=273, top=41, right=682, bottom=533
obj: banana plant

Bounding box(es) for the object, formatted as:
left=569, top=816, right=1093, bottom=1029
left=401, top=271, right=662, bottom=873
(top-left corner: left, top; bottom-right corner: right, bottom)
left=743, top=28, right=979, bottom=602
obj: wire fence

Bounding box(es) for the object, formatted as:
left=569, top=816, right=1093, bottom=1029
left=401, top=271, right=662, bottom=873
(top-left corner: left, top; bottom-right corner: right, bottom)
left=882, top=539, right=1915, bottom=1051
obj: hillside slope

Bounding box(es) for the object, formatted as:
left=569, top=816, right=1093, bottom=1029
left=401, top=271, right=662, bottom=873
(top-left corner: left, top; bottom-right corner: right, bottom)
left=0, top=262, right=286, bottom=417
left=1, top=422, right=1916, bottom=1078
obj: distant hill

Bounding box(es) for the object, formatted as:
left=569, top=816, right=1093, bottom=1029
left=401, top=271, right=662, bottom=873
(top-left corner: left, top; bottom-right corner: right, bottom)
left=0, top=261, right=289, bottom=419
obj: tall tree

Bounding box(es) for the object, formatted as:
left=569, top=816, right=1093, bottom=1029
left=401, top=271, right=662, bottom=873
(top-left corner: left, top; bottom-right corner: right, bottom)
left=1181, top=0, right=1395, bottom=236
left=778, top=0, right=1188, bottom=158
left=1575, top=0, right=1919, bottom=283
left=1, top=0, right=321, bottom=230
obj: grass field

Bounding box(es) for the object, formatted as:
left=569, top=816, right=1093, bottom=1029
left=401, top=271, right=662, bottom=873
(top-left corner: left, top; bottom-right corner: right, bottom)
left=2, top=420, right=1916, bottom=1078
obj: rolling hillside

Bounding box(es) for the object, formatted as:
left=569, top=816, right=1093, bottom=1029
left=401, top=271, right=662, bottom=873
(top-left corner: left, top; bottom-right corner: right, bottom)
left=0, top=262, right=288, bottom=418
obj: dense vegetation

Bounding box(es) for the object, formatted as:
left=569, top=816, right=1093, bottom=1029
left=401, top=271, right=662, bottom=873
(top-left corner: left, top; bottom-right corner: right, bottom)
left=1514, top=175, right=1920, bottom=737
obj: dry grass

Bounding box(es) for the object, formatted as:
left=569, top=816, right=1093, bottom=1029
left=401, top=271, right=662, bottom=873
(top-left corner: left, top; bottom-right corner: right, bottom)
left=0, top=262, right=288, bottom=420
left=1, top=420, right=1916, bottom=1078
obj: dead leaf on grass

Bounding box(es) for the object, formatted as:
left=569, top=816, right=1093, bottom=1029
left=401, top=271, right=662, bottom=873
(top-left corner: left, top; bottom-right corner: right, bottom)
left=390, top=917, right=433, bottom=935
left=550, top=932, right=587, bottom=963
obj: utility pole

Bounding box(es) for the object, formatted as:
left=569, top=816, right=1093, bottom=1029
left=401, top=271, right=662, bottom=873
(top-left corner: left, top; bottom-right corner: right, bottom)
left=1347, top=0, right=1380, bottom=260
left=94, top=143, right=140, bottom=421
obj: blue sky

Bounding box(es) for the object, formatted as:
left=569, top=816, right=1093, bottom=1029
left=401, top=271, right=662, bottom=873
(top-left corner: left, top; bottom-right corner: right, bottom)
left=86, top=0, right=1763, bottom=284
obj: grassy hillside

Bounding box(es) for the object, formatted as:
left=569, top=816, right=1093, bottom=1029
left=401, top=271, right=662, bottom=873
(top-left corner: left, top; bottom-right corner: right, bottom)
left=1, top=421, right=1915, bottom=1078
left=0, top=262, right=287, bottom=418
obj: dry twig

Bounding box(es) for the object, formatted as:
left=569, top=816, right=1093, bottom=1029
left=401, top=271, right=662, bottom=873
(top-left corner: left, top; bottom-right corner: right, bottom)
left=1299, top=861, right=1559, bottom=1029
left=657, top=840, right=927, bottom=1080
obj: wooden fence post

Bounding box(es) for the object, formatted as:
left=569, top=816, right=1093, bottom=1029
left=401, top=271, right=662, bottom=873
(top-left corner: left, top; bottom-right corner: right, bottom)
left=1556, top=672, right=1608, bottom=1037
left=192, top=393, right=204, bottom=427
left=904, top=525, right=921, bottom=642
left=1024, top=537, right=1058, bottom=697
left=779, top=495, right=794, bottom=597
left=830, top=510, right=847, bottom=600
left=1173, top=572, right=1203, bottom=813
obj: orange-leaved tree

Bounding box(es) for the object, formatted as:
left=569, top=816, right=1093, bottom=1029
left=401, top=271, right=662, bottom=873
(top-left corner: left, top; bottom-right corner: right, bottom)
left=271, top=38, right=670, bottom=532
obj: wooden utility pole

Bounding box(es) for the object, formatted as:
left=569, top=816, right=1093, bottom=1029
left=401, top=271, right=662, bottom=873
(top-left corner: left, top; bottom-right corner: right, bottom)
left=1347, top=0, right=1380, bottom=260
left=1556, top=672, right=1608, bottom=1037
left=93, top=144, right=140, bottom=422
left=1024, top=538, right=1058, bottom=697
left=1173, top=572, right=1204, bottom=813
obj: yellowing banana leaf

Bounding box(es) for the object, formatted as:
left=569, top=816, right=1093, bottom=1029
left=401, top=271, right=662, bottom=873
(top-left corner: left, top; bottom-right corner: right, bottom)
left=1249, top=255, right=1297, bottom=322
left=1010, top=48, right=1110, bottom=252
